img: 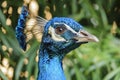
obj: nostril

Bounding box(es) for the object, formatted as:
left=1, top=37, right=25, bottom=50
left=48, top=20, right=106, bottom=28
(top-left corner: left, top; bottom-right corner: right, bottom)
left=80, top=32, right=88, bottom=36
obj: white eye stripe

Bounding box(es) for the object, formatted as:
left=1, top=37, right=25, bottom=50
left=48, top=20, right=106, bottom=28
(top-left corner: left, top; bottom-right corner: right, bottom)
left=54, top=23, right=78, bottom=34
left=63, top=24, right=77, bottom=34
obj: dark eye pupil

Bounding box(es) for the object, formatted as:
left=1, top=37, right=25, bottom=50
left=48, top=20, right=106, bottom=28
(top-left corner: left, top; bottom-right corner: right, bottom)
left=58, top=28, right=63, bottom=32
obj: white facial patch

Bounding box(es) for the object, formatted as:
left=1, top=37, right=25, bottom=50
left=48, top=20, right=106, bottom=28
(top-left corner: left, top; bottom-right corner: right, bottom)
left=48, top=26, right=66, bottom=42
left=63, top=24, right=77, bottom=34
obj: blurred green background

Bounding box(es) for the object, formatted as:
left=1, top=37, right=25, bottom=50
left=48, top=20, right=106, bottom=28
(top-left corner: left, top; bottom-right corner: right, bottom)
left=0, top=0, right=120, bottom=80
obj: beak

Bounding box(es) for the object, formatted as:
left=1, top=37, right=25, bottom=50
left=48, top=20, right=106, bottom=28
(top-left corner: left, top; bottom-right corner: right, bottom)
left=74, top=30, right=99, bottom=43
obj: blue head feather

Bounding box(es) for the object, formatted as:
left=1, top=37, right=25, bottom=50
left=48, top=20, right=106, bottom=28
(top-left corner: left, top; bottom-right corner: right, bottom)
left=41, top=17, right=85, bottom=56
left=44, top=17, right=83, bottom=35
left=52, top=17, right=83, bottom=31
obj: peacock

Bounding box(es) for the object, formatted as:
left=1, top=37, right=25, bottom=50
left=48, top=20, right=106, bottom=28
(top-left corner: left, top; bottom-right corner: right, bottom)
left=16, top=6, right=99, bottom=80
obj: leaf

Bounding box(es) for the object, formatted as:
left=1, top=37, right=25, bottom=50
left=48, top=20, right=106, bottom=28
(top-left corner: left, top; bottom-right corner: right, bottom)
left=15, top=57, right=25, bottom=80
left=0, top=70, right=8, bottom=80
left=0, top=8, right=6, bottom=27
left=103, top=67, right=120, bottom=80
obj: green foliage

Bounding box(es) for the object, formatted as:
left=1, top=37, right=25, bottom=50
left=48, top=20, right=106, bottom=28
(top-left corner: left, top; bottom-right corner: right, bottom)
left=0, top=0, right=120, bottom=80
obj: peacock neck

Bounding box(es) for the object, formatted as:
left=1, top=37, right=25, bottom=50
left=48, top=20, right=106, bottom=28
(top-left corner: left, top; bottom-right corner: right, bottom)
left=38, top=47, right=66, bottom=80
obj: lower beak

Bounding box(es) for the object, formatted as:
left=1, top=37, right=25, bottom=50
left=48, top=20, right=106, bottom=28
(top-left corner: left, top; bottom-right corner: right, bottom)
left=74, top=30, right=99, bottom=43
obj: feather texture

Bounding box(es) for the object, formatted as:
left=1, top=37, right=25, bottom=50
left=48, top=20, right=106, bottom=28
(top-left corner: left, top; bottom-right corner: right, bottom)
left=15, top=6, right=28, bottom=50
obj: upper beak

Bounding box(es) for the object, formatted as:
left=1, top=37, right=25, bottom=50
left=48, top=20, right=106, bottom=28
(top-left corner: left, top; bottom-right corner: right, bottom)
left=74, top=30, right=99, bottom=43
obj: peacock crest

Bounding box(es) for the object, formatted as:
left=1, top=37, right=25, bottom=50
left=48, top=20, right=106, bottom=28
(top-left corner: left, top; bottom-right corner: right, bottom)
left=16, top=6, right=48, bottom=50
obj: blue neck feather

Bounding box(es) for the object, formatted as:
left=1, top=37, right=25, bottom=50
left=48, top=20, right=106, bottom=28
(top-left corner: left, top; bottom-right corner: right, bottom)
left=38, top=47, right=66, bottom=80
left=37, top=22, right=82, bottom=80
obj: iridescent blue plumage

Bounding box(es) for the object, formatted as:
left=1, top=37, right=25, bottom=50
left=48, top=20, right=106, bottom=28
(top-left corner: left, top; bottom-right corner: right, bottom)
left=37, top=17, right=84, bottom=80
left=15, top=6, right=28, bottom=50
left=51, top=17, right=83, bottom=31
left=16, top=6, right=98, bottom=80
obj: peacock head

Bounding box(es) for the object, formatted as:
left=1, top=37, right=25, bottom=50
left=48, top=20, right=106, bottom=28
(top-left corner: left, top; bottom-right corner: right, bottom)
left=39, top=17, right=99, bottom=57
left=17, top=6, right=98, bottom=59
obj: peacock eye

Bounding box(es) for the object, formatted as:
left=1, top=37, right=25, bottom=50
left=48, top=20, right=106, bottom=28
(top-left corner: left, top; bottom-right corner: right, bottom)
left=55, top=26, right=66, bottom=35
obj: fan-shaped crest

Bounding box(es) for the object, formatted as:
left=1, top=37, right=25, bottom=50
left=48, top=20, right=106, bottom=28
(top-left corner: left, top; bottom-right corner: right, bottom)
left=16, top=6, right=48, bottom=50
